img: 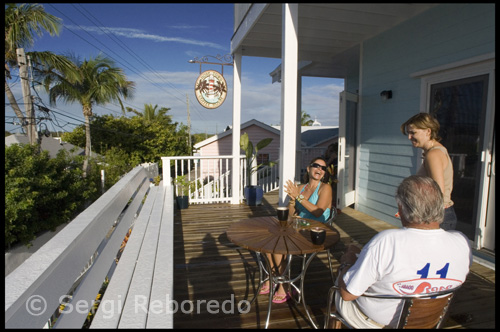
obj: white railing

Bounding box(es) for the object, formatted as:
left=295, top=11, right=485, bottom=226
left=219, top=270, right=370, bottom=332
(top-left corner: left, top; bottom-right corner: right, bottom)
left=162, top=155, right=244, bottom=204
left=5, top=164, right=162, bottom=328
left=256, top=162, right=280, bottom=193
left=161, top=155, right=280, bottom=205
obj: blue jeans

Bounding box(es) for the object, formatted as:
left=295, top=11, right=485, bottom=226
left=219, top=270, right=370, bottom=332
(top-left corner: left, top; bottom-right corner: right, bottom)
left=441, top=206, right=457, bottom=230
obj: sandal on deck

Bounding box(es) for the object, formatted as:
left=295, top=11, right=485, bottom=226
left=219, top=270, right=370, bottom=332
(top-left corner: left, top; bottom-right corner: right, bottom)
left=259, top=284, right=271, bottom=295
left=272, top=293, right=290, bottom=304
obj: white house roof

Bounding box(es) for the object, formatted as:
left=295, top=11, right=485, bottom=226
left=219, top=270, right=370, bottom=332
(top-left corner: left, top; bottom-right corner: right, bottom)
left=5, top=134, right=85, bottom=158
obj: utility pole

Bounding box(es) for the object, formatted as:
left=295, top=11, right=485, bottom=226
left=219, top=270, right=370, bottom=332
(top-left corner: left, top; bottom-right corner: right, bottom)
left=16, top=48, right=37, bottom=145
left=186, top=94, right=192, bottom=155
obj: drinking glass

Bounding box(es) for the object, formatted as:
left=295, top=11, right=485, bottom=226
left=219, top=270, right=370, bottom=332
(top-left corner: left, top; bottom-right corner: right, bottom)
left=277, top=207, right=289, bottom=227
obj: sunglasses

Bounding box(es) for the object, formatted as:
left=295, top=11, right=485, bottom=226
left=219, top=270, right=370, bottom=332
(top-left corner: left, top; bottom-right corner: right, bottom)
left=310, top=163, right=327, bottom=172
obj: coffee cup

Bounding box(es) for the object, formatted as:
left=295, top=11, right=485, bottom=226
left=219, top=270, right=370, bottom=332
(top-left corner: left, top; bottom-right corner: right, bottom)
left=310, top=227, right=326, bottom=245
left=277, top=207, right=289, bottom=226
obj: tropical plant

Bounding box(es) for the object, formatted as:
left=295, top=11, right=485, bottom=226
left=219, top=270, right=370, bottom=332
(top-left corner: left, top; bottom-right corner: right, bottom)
left=126, top=103, right=172, bottom=122
left=4, top=3, right=67, bottom=137
left=4, top=3, right=61, bottom=68
left=39, top=53, right=135, bottom=177
left=61, top=112, right=190, bottom=171
left=240, top=132, right=273, bottom=186
left=301, top=110, right=314, bottom=126
left=174, top=174, right=193, bottom=196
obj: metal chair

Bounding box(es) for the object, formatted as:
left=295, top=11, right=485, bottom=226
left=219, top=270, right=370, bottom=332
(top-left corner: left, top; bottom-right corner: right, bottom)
left=325, top=206, right=337, bottom=283
left=324, top=284, right=462, bottom=329
left=325, top=206, right=337, bottom=226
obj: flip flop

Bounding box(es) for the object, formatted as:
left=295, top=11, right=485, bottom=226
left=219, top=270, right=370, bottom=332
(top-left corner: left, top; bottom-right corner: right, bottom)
left=272, top=292, right=290, bottom=304
left=259, top=284, right=270, bottom=295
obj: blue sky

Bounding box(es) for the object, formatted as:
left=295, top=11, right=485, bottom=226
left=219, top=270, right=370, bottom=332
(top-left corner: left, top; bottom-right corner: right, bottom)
left=6, top=3, right=343, bottom=135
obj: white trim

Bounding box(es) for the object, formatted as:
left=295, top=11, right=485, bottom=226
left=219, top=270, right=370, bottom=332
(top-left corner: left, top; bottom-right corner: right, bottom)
left=231, top=4, right=269, bottom=54
left=417, top=57, right=495, bottom=114
left=231, top=52, right=242, bottom=204
left=269, top=60, right=313, bottom=83
left=410, top=53, right=495, bottom=78
left=279, top=3, right=298, bottom=206
left=354, top=42, right=364, bottom=210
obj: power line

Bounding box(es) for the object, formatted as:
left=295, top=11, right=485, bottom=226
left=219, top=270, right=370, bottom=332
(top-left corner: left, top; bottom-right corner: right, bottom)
left=6, top=4, right=216, bottom=135
left=72, top=4, right=210, bottom=124
left=47, top=3, right=208, bottom=124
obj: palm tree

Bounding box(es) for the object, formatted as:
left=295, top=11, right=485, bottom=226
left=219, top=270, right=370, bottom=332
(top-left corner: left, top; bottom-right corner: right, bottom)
left=5, top=3, right=63, bottom=136
left=126, top=103, right=172, bottom=122
left=301, top=110, right=314, bottom=126
left=41, top=54, right=135, bottom=177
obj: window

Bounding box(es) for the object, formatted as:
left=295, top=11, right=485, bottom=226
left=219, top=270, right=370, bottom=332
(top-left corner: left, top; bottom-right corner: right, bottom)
left=257, top=153, right=270, bottom=167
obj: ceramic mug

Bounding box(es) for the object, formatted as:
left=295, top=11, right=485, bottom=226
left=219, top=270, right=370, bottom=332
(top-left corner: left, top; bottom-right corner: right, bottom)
left=310, top=227, right=326, bottom=245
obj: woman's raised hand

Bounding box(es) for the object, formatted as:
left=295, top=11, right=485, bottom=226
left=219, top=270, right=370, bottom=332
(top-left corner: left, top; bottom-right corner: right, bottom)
left=284, top=179, right=300, bottom=199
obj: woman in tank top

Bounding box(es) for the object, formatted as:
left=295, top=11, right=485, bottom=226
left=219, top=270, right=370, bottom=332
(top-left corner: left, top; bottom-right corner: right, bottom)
left=285, top=157, right=332, bottom=223
left=401, top=113, right=457, bottom=230
left=259, top=157, right=332, bottom=304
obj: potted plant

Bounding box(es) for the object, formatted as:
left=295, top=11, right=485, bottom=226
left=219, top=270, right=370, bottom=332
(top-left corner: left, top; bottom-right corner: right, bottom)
left=174, top=175, right=192, bottom=209
left=240, top=132, right=273, bottom=206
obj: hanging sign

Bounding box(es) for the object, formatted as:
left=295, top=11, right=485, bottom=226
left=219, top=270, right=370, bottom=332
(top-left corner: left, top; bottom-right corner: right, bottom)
left=194, top=70, right=227, bottom=109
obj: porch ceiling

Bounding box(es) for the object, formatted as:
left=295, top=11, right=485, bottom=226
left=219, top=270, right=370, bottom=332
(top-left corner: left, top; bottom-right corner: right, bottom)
left=231, top=3, right=437, bottom=78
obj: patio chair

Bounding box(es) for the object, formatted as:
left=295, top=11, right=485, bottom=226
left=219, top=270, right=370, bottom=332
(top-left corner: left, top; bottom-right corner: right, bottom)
left=324, top=284, right=462, bottom=329
left=325, top=206, right=337, bottom=226
left=325, top=206, right=338, bottom=283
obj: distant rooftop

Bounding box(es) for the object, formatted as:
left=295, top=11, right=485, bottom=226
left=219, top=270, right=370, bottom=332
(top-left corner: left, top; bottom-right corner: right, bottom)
left=193, top=119, right=338, bottom=150
left=5, top=134, right=85, bottom=158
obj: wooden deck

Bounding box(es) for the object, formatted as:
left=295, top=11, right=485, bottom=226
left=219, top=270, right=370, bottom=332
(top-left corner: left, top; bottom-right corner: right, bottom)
left=172, top=191, right=495, bottom=329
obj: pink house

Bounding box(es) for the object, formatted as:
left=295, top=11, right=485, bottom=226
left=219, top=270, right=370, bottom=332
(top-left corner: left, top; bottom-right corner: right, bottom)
left=193, top=119, right=338, bottom=185
left=194, top=119, right=281, bottom=164
left=192, top=120, right=280, bottom=184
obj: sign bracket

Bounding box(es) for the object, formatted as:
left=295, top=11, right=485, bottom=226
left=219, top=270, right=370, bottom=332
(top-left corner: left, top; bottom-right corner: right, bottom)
left=188, top=54, right=233, bottom=76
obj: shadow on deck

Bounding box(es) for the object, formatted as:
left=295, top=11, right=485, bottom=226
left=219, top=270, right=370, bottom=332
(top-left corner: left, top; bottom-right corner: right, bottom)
left=172, top=191, right=495, bottom=329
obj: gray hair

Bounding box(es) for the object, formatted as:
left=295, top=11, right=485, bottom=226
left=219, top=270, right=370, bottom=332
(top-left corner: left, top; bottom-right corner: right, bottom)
left=395, top=175, right=444, bottom=225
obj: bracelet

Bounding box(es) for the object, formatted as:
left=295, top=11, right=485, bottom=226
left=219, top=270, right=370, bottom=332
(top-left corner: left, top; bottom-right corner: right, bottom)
left=296, top=194, right=304, bottom=203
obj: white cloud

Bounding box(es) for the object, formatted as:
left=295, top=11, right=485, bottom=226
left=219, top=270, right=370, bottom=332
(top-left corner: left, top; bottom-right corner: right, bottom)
left=169, top=24, right=208, bottom=30
left=65, top=25, right=226, bottom=50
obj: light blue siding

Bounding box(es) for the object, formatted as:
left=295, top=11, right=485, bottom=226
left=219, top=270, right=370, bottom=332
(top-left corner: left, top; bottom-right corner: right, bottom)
left=355, top=3, right=495, bottom=224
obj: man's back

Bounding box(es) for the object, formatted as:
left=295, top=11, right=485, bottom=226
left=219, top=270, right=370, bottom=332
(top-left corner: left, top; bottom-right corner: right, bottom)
left=343, top=227, right=471, bottom=327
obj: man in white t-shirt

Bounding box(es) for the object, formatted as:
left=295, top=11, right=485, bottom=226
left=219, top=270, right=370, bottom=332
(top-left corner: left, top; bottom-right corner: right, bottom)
left=333, top=175, right=472, bottom=328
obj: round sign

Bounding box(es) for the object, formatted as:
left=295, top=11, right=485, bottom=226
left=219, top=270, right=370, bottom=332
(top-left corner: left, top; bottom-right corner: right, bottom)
left=194, top=70, right=227, bottom=109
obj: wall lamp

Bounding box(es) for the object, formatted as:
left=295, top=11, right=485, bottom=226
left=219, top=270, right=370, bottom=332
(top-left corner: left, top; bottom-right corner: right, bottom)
left=380, top=90, right=392, bottom=101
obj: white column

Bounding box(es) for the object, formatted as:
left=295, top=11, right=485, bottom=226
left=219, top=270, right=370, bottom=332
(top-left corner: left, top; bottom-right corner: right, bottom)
left=231, top=52, right=242, bottom=204
left=296, top=77, right=302, bottom=182
left=279, top=4, right=298, bottom=206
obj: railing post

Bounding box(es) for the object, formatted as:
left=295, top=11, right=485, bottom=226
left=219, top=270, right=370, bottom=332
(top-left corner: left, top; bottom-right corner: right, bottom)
left=162, top=157, right=172, bottom=189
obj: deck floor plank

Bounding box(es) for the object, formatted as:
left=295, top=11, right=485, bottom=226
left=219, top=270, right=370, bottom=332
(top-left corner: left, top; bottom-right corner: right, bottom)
left=172, top=191, right=495, bottom=329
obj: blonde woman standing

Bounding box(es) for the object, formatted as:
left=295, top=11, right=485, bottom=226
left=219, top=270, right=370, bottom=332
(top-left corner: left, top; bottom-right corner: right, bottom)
left=401, top=113, right=457, bottom=230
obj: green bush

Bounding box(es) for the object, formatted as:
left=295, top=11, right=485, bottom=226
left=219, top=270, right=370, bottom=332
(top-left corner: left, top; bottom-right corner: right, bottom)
left=5, top=144, right=100, bottom=249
